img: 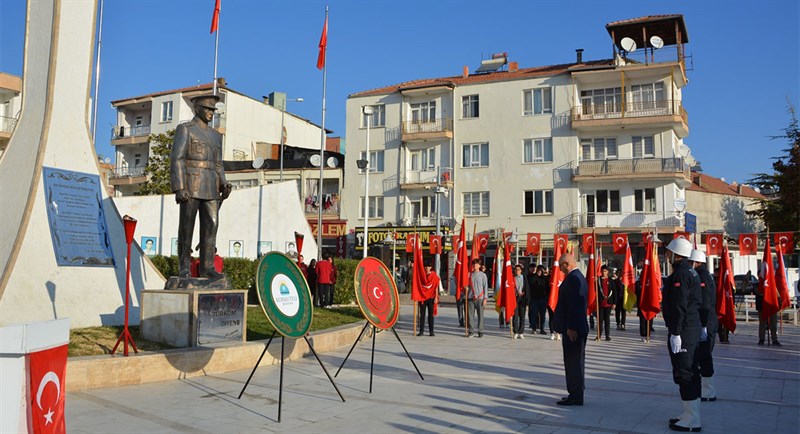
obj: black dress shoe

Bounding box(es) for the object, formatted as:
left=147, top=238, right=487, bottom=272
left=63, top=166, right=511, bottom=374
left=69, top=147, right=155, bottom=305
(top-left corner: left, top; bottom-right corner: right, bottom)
left=669, top=418, right=680, bottom=425
left=429, top=332, right=435, bottom=337
left=416, top=332, right=423, bottom=336
left=556, top=397, right=583, bottom=406
left=700, top=397, right=716, bottom=402
left=773, top=341, right=782, bottom=347
left=668, top=422, right=701, bottom=432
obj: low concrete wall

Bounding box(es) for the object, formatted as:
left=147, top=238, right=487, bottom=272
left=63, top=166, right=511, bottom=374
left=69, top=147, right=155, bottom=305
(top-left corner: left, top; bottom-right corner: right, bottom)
left=66, top=322, right=364, bottom=392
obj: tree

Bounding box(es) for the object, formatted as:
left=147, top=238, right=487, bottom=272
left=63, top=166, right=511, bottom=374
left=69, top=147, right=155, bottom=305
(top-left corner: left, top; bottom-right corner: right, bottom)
left=137, top=130, right=174, bottom=196
left=747, top=104, right=800, bottom=232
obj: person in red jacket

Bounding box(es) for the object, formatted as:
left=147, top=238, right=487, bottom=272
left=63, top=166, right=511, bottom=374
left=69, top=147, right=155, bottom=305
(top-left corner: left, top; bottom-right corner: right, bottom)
left=316, top=253, right=336, bottom=308
left=417, top=259, right=440, bottom=336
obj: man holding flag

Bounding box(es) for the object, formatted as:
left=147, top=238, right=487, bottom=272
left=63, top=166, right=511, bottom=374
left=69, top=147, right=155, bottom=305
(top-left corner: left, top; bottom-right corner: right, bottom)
left=689, top=249, right=718, bottom=402
left=663, top=237, right=703, bottom=432
left=757, top=238, right=781, bottom=346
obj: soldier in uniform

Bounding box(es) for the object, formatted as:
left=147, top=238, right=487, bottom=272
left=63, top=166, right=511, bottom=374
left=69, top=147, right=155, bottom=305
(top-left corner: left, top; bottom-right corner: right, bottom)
left=689, top=249, right=718, bottom=402
left=171, top=94, right=232, bottom=279
left=663, top=238, right=703, bottom=432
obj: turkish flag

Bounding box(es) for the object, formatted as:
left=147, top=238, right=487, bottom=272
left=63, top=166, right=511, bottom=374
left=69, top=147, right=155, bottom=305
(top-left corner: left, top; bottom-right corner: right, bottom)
left=705, top=233, right=723, bottom=256
left=554, top=234, right=568, bottom=252
left=774, top=232, right=794, bottom=253
left=411, top=234, right=427, bottom=302
left=673, top=232, right=691, bottom=241
left=498, top=240, right=517, bottom=323
left=639, top=241, right=662, bottom=321
left=716, top=243, right=737, bottom=332
left=547, top=235, right=566, bottom=311
left=406, top=234, right=417, bottom=253
left=641, top=231, right=655, bottom=246
left=759, top=238, right=780, bottom=320
left=476, top=233, right=490, bottom=255
left=316, top=15, right=328, bottom=70
left=29, top=344, right=68, bottom=434
left=452, top=220, right=470, bottom=300
left=586, top=236, right=597, bottom=315
left=429, top=235, right=442, bottom=255
left=739, top=233, right=758, bottom=255
left=526, top=233, right=540, bottom=255
left=581, top=233, right=595, bottom=254
left=209, top=0, right=221, bottom=34
left=775, top=243, right=791, bottom=311
left=612, top=233, right=628, bottom=254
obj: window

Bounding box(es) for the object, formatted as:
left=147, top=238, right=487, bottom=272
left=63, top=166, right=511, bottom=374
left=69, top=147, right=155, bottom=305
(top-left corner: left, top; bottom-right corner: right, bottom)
left=523, top=88, right=552, bottom=115
left=580, top=138, right=617, bottom=160
left=161, top=101, right=173, bottom=122
left=633, top=136, right=655, bottom=158
left=359, top=150, right=384, bottom=173
left=524, top=190, right=553, bottom=215
left=231, top=179, right=259, bottom=190
left=630, top=82, right=665, bottom=110
left=135, top=116, right=143, bottom=127
left=523, top=138, right=553, bottom=163
left=462, top=142, right=489, bottom=168
left=360, top=196, right=384, bottom=219
left=634, top=188, right=657, bottom=212
left=410, top=101, right=435, bottom=124
left=362, top=105, right=386, bottom=127
left=134, top=153, right=142, bottom=167
left=410, top=148, right=436, bottom=171
left=463, top=191, right=490, bottom=216
left=589, top=189, right=620, bottom=213
left=462, top=95, right=479, bottom=119
left=411, top=196, right=436, bottom=219
left=580, top=87, right=622, bottom=115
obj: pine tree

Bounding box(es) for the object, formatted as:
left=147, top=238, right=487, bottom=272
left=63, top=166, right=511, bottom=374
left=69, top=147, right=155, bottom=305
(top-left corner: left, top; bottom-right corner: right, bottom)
left=748, top=104, right=800, bottom=232
left=137, top=130, right=175, bottom=196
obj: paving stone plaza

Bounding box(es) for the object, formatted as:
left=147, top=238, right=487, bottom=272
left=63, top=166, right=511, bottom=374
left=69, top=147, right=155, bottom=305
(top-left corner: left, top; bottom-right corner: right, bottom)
left=66, top=306, right=798, bottom=433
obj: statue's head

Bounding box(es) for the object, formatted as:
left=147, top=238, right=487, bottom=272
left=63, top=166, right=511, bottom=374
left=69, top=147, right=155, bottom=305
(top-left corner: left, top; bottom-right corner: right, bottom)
left=191, top=94, right=220, bottom=123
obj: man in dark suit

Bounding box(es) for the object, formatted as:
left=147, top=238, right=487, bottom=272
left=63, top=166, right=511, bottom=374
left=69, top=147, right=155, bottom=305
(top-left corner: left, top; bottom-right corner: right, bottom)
left=553, top=253, right=589, bottom=406
left=171, top=94, right=232, bottom=279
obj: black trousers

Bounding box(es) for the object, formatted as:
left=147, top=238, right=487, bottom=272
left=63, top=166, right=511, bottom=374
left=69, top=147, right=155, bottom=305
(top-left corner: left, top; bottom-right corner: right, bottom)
left=562, top=332, right=588, bottom=401
left=696, top=332, right=716, bottom=377
left=457, top=294, right=465, bottom=325
left=530, top=299, right=547, bottom=332
left=639, top=316, right=649, bottom=337
left=318, top=283, right=333, bottom=307
left=177, top=198, right=219, bottom=277
left=418, top=298, right=434, bottom=334
left=669, top=336, right=701, bottom=400
left=615, top=305, right=627, bottom=326
left=599, top=307, right=612, bottom=338
left=513, top=295, right=527, bottom=334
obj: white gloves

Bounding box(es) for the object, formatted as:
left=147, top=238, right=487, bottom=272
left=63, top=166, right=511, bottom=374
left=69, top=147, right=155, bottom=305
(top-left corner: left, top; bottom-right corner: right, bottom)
left=669, top=334, right=683, bottom=353
left=700, top=327, right=708, bottom=342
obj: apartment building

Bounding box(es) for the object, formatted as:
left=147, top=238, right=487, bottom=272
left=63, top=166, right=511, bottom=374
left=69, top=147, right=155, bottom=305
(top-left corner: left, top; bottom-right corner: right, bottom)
left=0, top=72, right=22, bottom=158
left=342, top=14, right=694, bottom=263
left=108, top=81, right=329, bottom=196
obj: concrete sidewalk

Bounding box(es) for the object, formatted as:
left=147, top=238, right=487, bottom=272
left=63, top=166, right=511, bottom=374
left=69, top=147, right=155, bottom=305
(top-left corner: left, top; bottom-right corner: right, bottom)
left=67, top=307, right=799, bottom=433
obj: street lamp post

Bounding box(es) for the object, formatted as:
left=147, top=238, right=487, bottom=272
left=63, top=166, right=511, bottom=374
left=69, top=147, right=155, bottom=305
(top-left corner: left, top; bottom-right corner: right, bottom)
left=361, top=105, right=374, bottom=259
left=278, top=96, right=304, bottom=182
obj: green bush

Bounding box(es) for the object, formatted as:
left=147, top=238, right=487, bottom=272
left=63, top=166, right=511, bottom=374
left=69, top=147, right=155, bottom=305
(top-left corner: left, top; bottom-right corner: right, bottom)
left=333, top=258, right=359, bottom=305
left=223, top=257, right=258, bottom=292
left=149, top=255, right=178, bottom=277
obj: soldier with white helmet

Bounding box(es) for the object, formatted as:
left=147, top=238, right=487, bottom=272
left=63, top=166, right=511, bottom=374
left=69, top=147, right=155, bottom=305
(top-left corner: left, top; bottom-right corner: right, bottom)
left=689, top=249, right=718, bottom=403
left=663, top=237, right=703, bottom=432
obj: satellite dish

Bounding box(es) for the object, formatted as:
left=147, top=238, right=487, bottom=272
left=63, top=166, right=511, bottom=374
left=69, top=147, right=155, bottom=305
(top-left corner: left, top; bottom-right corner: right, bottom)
left=310, top=154, right=321, bottom=167
left=650, top=35, right=664, bottom=49
left=620, top=37, right=637, bottom=52
left=104, top=157, right=111, bottom=164
left=215, top=101, right=226, bottom=112
left=677, top=144, right=691, bottom=158
left=252, top=157, right=264, bottom=169
left=326, top=156, right=338, bottom=168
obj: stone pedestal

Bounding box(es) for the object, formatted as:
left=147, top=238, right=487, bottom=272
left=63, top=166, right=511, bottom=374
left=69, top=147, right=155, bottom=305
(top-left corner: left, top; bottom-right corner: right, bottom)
left=141, top=290, right=248, bottom=348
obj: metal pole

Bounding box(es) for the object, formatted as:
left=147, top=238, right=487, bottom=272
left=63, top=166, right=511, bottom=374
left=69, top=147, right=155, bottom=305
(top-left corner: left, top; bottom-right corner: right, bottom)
left=91, top=0, right=104, bottom=146
left=212, top=3, right=220, bottom=96
left=279, top=102, right=285, bottom=181
left=363, top=108, right=372, bottom=259
left=316, top=7, right=328, bottom=261
left=434, top=166, right=441, bottom=278
left=392, top=230, right=397, bottom=279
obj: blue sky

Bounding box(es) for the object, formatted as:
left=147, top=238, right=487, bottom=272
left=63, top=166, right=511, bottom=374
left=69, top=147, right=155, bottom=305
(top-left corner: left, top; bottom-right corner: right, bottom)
left=1, top=0, right=798, bottom=184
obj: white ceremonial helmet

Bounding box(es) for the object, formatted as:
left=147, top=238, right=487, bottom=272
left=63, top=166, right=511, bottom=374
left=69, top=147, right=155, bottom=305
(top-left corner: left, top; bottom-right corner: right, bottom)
left=666, top=237, right=693, bottom=258
left=688, top=249, right=706, bottom=263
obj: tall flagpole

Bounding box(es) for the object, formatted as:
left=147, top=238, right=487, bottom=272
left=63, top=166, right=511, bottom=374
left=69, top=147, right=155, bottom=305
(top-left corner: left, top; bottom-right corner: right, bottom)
left=317, top=7, right=329, bottom=261
left=212, top=1, right=220, bottom=95
left=91, top=0, right=104, bottom=147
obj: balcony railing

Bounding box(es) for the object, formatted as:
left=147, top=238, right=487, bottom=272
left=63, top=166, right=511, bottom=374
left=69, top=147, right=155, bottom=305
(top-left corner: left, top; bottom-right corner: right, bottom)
left=572, top=99, right=685, bottom=122
left=112, top=124, right=151, bottom=139
left=110, top=167, right=146, bottom=179
left=401, top=118, right=453, bottom=135
left=574, top=157, right=690, bottom=178
left=1, top=115, right=17, bottom=134
left=579, top=211, right=681, bottom=229
left=305, top=194, right=340, bottom=215
left=400, top=167, right=453, bottom=187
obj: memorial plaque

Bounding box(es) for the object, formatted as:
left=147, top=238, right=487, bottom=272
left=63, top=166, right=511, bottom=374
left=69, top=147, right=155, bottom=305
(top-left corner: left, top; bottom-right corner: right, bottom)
left=42, top=167, right=114, bottom=266
left=197, top=292, right=246, bottom=345
left=354, top=257, right=400, bottom=330
left=256, top=252, right=313, bottom=338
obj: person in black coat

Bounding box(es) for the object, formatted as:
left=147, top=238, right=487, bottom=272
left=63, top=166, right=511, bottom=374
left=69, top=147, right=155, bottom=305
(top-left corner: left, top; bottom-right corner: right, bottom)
left=689, top=250, right=718, bottom=402
left=612, top=268, right=627, bottom=330
left=528, top=264, right=549, bottom=334
left=553, top=253, right=589, bottom=406
left=596, top=265, right=615, bottom=341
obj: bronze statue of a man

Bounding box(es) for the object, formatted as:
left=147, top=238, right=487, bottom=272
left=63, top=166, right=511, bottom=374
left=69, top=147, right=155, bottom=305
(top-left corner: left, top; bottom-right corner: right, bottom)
left=171, top=94, right=232, bottom=279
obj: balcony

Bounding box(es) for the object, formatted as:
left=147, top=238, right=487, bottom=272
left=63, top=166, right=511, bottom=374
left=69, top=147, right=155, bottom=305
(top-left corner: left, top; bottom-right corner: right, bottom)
left=0, top=115, right=16, bottom=139
left=400, top=167, right=453, bottom=190
left=573, top=157, right=691, bottom=184
left=304, top=193, right=340, bottom=216
left=108, top=167, right=147, bottom=185
left=111, top=124, right=151, bottom=146
left=571, top=99, right=688, bottom=137
left=567, top=211, right=683, bottom=234
left=401, top=118, right=453, bottom=142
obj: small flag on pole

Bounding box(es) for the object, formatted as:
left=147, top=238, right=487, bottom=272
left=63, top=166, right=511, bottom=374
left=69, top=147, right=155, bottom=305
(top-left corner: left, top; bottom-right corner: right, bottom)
left=210, top=0, right=221, bottom=34
left=317, top=15, right=328, bottom=70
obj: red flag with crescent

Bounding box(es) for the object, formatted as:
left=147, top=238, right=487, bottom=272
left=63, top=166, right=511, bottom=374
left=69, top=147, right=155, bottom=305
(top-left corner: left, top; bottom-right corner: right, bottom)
left=673, top=232, right=691, bottom=241
left=758, top=238, right=779, bottom=320
left=739, top=233, right=757, bottom=255
left=470, top=223, right=480, bottom=262
left=554, top=234, right=568, bottom=251
left=716, top=243, right=737, bottom=332
left=526, top=233, right=540, bottom=255
left=586, top=234, right=597, bottom=315
left=548, top=235, right=567, bottom=311
left=612, top=233, right=628, bottom=254
left=581, top=233, right=595, bottom=254
left=498, top=240, right=517, bottom=322
left=411, top=234, right=428, bottom=302
left=639, top=241, right=662, bottom=321
left=429, top=235, right=442, bottom=255
left=774, top=232, right=794, bottom=253
left=316, top=14, right=328, bottom=70
left=209, top=0, right=221, bottom=34
left=475, top=233, right=489, bottom=255
left=641, top=231, right=655, bottom=246
left=776, top=243, right=791, bottom=311
left=406, top=234, right=417, bottom=253
left=705, top=233, right=723, bottom=256
left=29, top=344, right=68, bottom=434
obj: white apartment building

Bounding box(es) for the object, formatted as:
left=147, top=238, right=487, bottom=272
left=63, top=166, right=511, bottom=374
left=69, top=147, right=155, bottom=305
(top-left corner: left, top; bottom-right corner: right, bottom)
left=0, top=72, right=23, bottom=158
left=108, top=80, right=328, bottom=196
left=343, top=14, right=694, bottom=263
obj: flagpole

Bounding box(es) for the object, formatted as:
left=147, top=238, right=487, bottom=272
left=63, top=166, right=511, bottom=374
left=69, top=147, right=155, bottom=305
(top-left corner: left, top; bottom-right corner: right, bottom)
left=90, top=0, right=104, bottom=146
left=595, top=231, right=601, bottom=341
left=317, top=7, right=328, bottom=261
left=212, top=2, right=220, bottom=95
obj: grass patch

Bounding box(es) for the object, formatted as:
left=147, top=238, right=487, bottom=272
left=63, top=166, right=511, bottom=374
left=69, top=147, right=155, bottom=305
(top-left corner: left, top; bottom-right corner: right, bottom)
left=67, top=306, right=366, bottom=357
left=246, top=305, right=364, bottom=341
